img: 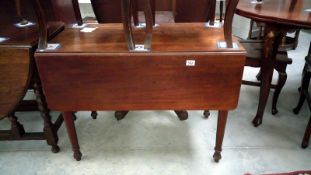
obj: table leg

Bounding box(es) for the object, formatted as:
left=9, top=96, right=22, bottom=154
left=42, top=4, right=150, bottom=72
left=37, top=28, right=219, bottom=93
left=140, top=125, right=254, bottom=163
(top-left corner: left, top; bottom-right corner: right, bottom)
left=63, top=112, right=82, bottom=161
left=252, top=25, right=285, bottom=127
left=213, top=110, right=228, bottom=162
left=301, top=116, right=311, bottom=148
left=203, top=110, right=210, bottom=119
left=115, top=111, right=129, bottom=120
left=34, top=75, right=60, bottom=153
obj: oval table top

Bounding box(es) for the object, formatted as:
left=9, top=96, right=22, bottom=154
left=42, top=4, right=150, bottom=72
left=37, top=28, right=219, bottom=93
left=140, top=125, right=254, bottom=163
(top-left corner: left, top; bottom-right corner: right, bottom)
left=236, top=0, right=311, bottom=28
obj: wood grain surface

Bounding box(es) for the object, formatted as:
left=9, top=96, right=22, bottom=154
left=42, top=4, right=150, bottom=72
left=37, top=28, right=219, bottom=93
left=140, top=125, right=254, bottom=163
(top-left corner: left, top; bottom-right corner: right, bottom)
left=236, top=0, right=311, bottom=28
left=0, top=47, right=32, bottom=118
left=35, top=23, right=245, bottom=111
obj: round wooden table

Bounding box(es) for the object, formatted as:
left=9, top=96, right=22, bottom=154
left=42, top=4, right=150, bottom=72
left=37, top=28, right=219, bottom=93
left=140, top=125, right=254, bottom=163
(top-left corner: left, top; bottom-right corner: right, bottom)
left=236, top=0, right=311, bottom=126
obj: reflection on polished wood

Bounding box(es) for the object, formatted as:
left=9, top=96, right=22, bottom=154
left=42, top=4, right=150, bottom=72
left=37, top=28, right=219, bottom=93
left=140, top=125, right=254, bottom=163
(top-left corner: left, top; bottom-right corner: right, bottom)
left=236, top=0, right=311, bottom=28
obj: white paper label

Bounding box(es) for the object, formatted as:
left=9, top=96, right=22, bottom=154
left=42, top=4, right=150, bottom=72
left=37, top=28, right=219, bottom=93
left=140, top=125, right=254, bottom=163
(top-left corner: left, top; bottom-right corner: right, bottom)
left=186, top=60, right=196, bottom=66
left=80, top=27, right=97, bottom=33
left=305, top=8, right=311, bottom=12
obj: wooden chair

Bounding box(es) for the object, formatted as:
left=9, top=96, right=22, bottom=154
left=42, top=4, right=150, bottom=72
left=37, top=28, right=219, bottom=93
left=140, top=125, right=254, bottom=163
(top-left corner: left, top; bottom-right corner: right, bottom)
left=174, top=0, right=216, bottom=23
left=203, top=2, right=293, bottom=122
left=242, top=21, right=295, bottom=125
left=293, top=42, right=311, bottom=148
left=90, top=0, right=155, bottom=25
left=240, top=40, right=292, bottom=117
left=218, top=0, right=225, bottom=22
left=0, top=0, right=64, bottom=152
left=0, top=0, right=82, bottom=152
left=50, top=0, right=83, bottom=25
left=248, top=20, right=300, bottom=51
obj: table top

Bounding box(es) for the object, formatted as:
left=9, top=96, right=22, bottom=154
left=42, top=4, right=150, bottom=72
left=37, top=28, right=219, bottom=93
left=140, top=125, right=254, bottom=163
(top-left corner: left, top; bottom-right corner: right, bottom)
left=38, top=23, right=245, bottom=54
left=236, top=0, right=311, bottom=28
left=35, top=23, right=246, bottom=111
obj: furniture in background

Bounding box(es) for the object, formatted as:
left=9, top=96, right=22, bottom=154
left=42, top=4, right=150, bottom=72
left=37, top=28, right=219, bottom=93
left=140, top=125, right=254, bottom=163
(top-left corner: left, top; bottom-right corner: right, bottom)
left=0, top=0, right=64, bottom=152
left=90, top=0, right=155, bottom=25
left=248, top=20, right=300, bottom=52
left=235, top=0, right=311, bottom=126
left=174, top=0, right=215, bottom=23
left=0, top=0, right=82, bottom=152
left=203, top=1, right=292, bottom=118
left=33, top=0, right=244, bottom=162
left=246, top=20, right=299, bottom=115
left=218, top=0, right=225, bottom=22
left=50, top=0, right=83, bottom=26
left=293, top=42, right=311, bottom=149
left=240, top=40, right=292, bottom=116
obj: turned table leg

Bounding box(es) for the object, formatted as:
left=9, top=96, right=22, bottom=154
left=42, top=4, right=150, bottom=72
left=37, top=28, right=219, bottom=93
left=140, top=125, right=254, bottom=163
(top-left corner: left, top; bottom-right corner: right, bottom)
left=63, top=112, right=82, bottom=161
left=33, top=75, right=60, bottom=153
left=213, top=110, right=228, bottom=162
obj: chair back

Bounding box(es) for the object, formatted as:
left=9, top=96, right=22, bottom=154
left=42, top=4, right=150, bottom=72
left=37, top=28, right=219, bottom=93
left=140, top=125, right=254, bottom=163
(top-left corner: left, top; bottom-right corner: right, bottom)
left=90, top=0, right=155, bottom=24
left=33, top=0, right=240, bottom=50
left=223, top=0, right=240, bottom=47
left=174, top=0, right=216, bottom=23
left=50, top=0, right=83, bottom=25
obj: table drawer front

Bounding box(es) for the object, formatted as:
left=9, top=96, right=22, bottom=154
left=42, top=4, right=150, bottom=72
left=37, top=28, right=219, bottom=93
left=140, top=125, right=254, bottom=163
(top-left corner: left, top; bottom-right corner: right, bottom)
left=36, top=54, right=245, bottom=111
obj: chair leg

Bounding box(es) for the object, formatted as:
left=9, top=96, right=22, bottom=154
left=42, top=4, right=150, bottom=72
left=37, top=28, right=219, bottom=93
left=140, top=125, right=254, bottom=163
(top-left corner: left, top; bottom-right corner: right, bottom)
left=115, top=111, right=129, bottom=120
left=272, top=71, right=287, bottom=115
left=203, top=110, right=210, bottom=119
left=301, top=116, right=311, bottom=148
left=174, top=110, right=188, bottom=121
left=256, top=69, right=262, bottom=81
left=219, top=1, right=223, bottom=23
left=293, top=66, right=311, bottom=114
left=91, top=111, right=97, bottom=119
left=8, top=113, right=25, bottom=138
left=247, top=20, right=254, bottom=40
left=132, top=0, right=139, bottom=26
left=33, top=76, right=60, bottom=153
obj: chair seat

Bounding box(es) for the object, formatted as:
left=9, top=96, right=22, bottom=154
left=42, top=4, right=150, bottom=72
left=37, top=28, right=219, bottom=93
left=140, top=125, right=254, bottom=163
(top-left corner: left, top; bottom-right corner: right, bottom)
left=240, top=41, right=292, bottom=67
left=239, top=38, right=293, bottom=116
